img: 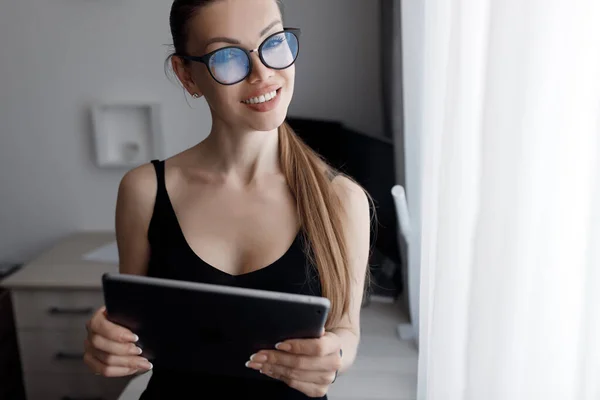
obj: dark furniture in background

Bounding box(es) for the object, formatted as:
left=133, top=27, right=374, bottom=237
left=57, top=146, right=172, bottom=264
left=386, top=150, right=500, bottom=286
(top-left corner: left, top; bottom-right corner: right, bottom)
left=287, top=117, right=403, bottom=298
left=0, top=287, right=26, bottom=400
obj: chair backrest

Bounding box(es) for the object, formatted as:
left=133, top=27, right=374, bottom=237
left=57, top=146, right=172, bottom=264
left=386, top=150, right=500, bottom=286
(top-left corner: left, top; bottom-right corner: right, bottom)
left=391, top=184, right=419, bottom=340
left=391, top=185, right=411, bottom=243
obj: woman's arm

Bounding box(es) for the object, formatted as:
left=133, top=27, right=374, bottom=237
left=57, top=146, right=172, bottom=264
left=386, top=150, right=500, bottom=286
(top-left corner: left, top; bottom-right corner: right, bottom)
left=328, top=175, right=371, bottom=374
left=83, top=163, right=159, bottom=377
left=115, top=164, right=157, bottom=276
left=245, top=176, right=371, bottom=397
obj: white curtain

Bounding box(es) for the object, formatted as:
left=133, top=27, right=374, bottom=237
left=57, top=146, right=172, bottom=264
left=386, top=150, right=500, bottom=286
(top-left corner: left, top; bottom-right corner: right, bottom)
left=415, top=0, right=600, bottom=399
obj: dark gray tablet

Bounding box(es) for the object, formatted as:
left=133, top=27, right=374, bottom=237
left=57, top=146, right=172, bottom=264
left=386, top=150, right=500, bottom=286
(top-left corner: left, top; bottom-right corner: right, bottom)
left=102, top=273, right=330, bottom=380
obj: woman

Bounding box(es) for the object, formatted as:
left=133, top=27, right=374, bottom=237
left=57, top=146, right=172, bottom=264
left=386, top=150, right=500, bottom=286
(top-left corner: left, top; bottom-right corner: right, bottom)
left=83, top=0, right=372, bottom=398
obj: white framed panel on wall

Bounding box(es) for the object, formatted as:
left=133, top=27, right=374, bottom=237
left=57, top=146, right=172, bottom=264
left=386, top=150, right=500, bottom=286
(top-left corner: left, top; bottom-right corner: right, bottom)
left=91, top=102, right=163, bottom=168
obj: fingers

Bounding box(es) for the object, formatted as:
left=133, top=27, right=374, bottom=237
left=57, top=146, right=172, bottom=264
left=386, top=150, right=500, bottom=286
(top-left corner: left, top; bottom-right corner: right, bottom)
left=252, top=349, right=341, bottom=372
left=83, top=351, right=142, bottom=378
left=83, top=306, right=146, bottom=378
left=248, top=353, right=337, bottom=398
left=86, top=307, right=138, bottom=344
left=85, top=333, right=142, bottom=357
left=86, top=343, right=152, bottom=371
left=278, top=332, right=341, bottom=357
left=261, top=363, right=337, bottom=386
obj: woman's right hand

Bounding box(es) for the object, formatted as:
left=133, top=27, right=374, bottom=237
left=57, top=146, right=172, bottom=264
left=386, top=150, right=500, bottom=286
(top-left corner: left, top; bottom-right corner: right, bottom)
left=83, top=306, right=153, bottom=377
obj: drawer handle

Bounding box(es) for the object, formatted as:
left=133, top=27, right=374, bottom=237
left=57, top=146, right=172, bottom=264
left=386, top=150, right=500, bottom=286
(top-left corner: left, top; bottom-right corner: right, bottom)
left=61, top=397, right=105, bottom=400
left=48, top=307, right=94, bottom=316
left=55, top=351, right=84, bottom=361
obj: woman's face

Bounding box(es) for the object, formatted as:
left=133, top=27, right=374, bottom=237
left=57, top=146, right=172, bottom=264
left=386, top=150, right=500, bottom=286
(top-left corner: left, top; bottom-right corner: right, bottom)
left=174, top=0, right=295, bottom=132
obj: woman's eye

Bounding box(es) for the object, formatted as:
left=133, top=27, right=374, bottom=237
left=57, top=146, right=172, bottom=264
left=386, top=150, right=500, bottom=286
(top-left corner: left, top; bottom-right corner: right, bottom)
left=213, top=50, right=241, bottom=64
left=265, top=37, right=286, bottom=49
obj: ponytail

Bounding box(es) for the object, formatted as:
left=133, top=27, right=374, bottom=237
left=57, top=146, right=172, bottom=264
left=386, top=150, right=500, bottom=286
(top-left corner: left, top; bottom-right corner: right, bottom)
left=279, top=121, right=371, bottom=328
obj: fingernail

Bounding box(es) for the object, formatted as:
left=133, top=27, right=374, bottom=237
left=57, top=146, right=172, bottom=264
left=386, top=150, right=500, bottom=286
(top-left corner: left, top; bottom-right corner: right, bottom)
left=250, top=354, right=267, bottom=363
left=275, top=342, right=291, bottom=351
left=245, top=361, right=263, bottom=369
left=139, top=360, right=153, bottom=370
left=123, top=334, right=137, bottom=343
left=131, top=346, right=143, bottom=355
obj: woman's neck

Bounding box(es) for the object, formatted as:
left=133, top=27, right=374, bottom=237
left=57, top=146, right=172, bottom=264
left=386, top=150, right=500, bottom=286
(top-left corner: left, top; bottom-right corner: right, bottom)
left=195, top=123, right=282, bottom=185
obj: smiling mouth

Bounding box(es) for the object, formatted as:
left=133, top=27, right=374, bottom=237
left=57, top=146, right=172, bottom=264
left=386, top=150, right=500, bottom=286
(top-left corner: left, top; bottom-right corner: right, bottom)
left=242, top=88, right=281, bottom=105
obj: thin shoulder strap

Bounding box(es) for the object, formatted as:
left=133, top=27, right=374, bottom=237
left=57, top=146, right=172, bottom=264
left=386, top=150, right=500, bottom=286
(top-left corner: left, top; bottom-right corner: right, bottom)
left=150, top=159, right=168, bottom=208
left=147, top=159, right=169, bottom=245
left=151, top=159, right=165, bottom=188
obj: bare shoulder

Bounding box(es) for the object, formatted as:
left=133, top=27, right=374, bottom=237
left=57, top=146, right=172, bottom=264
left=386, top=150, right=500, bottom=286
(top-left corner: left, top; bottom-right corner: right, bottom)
left=115, top=162, right=159, bottom=275
left=118, top=163, right=158, bottom=203
left=331, top=175, right=370, bottom=217
left=330, top=175, right=371, bottom=296
left=116, top=162, right=159, bottom=235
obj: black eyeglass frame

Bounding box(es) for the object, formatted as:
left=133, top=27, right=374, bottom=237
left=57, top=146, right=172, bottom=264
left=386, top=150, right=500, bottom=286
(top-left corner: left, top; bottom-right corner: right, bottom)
left=177, top=28, right=302, bottom=86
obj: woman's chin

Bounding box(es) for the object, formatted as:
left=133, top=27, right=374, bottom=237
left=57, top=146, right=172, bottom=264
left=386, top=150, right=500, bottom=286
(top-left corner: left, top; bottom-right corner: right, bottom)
left=245, top=111, right=288, bottom=132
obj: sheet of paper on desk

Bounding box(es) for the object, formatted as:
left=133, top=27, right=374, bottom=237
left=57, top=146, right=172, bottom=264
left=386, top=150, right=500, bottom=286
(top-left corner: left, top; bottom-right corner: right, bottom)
left=82, top=241, right=119, bottom=265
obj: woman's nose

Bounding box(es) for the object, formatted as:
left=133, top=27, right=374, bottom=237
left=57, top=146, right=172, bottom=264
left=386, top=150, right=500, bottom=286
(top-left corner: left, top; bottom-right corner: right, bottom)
left=247, top=51, right=274, bottom=83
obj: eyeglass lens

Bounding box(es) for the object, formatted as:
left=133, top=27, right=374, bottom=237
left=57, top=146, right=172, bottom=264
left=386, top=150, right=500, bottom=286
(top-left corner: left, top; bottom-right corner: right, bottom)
left=208, top=31, right=299, bottom=85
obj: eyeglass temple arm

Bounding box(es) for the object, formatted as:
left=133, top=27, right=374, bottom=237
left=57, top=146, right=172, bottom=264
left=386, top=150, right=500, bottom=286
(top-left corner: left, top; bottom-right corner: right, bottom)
left=176, top=54, right=208, bottom=64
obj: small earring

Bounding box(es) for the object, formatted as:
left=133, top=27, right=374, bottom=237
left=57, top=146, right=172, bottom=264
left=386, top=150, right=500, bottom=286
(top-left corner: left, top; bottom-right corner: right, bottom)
left=192, top=93, right=200, bottom=99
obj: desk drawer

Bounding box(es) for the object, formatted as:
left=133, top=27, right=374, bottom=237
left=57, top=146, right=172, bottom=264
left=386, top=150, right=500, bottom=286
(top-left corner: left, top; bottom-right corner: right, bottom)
left=25, top=372, right=130, bottom=400
left=19, top=330, right=90, bottom=373
left=12, top=290, right=103, bottom=329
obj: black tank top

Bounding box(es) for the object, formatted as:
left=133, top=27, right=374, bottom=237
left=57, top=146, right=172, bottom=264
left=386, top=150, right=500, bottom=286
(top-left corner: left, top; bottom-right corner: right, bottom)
left=139, top=160, right=327, bottom=400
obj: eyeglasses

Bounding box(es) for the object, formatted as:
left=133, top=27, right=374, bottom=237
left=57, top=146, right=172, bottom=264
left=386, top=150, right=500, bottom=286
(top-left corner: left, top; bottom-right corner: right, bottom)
left=178, top=28, right=301, bottom=86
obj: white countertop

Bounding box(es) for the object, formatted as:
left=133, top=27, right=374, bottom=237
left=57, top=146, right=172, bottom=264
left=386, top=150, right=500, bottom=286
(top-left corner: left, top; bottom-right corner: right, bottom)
left=1, top=231, right=119, bottom=290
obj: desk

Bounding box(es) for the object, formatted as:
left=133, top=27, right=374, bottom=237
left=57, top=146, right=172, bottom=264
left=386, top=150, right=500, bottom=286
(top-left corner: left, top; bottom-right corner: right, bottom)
left=1, top=232, right=131, bottom=400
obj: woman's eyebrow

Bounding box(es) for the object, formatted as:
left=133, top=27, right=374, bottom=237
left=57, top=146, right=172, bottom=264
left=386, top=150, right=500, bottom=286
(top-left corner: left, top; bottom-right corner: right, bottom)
left=204, top=36, right=241, bottom=48
left=259, top=19, right=282, bottom=37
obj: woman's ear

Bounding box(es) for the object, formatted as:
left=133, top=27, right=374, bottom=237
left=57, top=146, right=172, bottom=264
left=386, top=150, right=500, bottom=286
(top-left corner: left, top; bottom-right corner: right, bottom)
left=171, top=56, right=203, bottom=98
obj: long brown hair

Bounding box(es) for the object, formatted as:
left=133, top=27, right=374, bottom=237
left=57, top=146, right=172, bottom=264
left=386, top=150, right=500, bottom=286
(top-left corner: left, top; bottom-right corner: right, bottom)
left=169, top=0, right=373, bottom=328
left=279, top=122, right=375, bottom=327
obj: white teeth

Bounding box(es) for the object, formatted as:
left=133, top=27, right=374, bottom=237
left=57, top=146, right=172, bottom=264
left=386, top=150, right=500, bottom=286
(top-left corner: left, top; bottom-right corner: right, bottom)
left=243, top=90, right=278, bottom=104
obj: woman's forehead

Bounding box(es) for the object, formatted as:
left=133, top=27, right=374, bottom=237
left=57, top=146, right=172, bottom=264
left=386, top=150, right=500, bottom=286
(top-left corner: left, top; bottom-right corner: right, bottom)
left=187, top=0, right=282, bottom=52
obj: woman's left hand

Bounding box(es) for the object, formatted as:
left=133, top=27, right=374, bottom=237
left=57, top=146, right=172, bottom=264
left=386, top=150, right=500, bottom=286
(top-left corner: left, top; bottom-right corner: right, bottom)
left=246, top=331, right=343, bottom=398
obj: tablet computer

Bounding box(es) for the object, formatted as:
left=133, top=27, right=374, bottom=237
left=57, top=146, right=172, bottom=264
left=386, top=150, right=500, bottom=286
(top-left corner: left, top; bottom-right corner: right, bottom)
left=102, top=273, right=330, bottom=380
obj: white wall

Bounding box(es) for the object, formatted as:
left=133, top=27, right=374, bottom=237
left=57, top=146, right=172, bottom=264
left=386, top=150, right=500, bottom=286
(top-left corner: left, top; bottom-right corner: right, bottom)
left=283, top=0, right=383, bottom=137
left=0, top=0, right=382, bottom=262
